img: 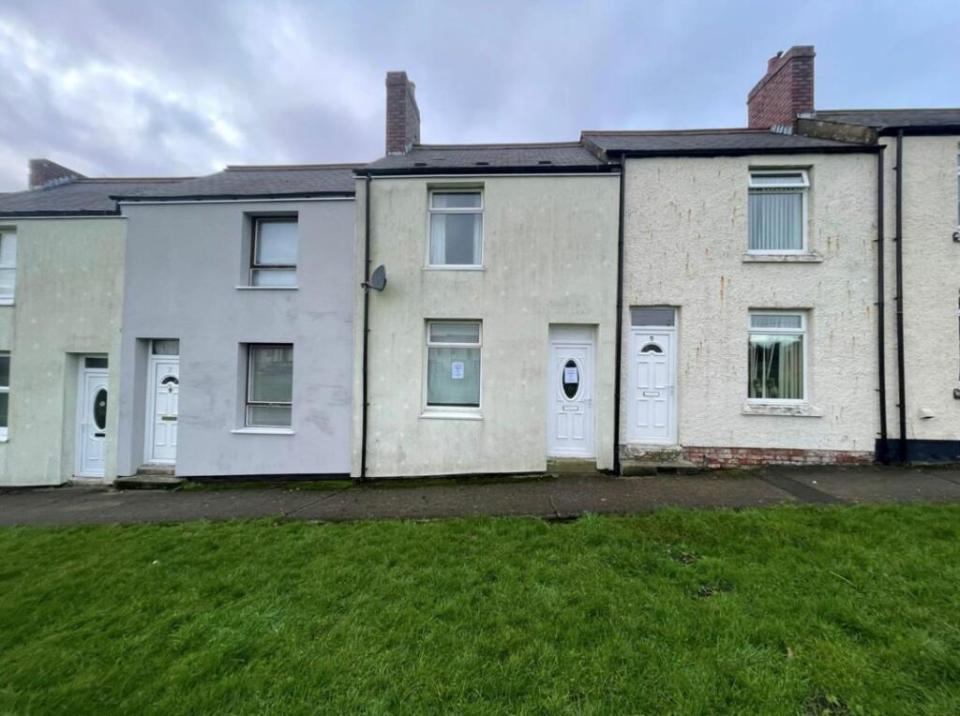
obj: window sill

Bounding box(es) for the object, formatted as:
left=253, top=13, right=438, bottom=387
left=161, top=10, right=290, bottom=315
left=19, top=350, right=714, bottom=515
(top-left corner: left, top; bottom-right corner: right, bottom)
left=742, top=253, right=823, bottom=264
left=230, top=427, right=295, bottom=435
left=419, top=409, right=483, bottom=421
left=0, top=299, right=14, bottom=306
left=423, top=266, right=485, bottom=272
left=741, top=402, right=822, bottom=417
left=235, top=286, right=298, bottom=291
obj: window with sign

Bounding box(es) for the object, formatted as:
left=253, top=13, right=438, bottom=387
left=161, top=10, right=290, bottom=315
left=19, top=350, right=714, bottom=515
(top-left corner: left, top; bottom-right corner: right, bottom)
left=425, top=320, right=481, bottom=410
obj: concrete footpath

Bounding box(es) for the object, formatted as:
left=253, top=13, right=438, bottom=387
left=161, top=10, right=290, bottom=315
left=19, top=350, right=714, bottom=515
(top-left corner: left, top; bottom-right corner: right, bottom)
left=2, top=464, right=960, bottom=527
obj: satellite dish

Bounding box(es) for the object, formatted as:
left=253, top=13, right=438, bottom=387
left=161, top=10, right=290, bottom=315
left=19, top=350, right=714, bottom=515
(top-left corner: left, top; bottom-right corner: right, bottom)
left=364, top=264, right=387, bottom=291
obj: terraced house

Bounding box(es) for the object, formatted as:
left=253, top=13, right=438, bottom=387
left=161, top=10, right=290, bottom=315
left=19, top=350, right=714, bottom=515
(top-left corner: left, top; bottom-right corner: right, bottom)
left=0, top=45, right=956, bottom=486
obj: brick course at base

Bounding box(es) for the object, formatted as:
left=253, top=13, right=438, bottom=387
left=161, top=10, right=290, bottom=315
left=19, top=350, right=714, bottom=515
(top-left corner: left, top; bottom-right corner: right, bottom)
left=682, top=446, right=874, bottom=468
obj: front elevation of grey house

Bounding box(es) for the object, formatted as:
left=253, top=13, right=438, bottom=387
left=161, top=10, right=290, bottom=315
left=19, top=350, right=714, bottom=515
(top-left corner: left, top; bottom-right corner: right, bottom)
left=114, top=165, right=358, bottom=478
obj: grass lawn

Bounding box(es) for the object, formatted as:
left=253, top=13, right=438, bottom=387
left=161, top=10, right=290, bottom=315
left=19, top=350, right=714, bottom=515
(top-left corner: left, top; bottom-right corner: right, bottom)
left=1, top=506, right=958, bottom=715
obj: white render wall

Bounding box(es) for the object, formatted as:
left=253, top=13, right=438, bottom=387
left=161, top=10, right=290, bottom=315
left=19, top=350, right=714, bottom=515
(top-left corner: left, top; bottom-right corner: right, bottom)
left=620, top=152, right=880, bottom=454
left=353, top=174, right=620, bottom=477
left=882, top=135, right=960, bottom=442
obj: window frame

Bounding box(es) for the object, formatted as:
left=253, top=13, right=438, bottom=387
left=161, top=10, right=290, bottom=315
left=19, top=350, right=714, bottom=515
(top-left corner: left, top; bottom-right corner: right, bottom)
left=0, top=230, right=17, bottom=304
left=426, top=189, right=484, bottom=269
left=245, top=343, right=294, bottom=428
left=747, top=169, right=810, bottom=256
left=250, top=217, right=298, bottom=287
left=0, top=352, right=9, bottom=440
left=422, top=319, right=483, bottom=416
left=747, top=311, right=808, bottom=405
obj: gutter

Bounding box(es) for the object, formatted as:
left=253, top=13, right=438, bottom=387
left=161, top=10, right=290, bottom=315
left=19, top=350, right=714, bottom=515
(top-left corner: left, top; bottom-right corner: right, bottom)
left=876, top=146, right=889, bottom=461
left=610, top=145, right=881, bottom=159
left=359, top=175, right=372, bottom=480
left=612, top=160, right=626, bottom=476
left=112, top=191, right=355, bottom=202
left=894, top=131, right=908, bottom=461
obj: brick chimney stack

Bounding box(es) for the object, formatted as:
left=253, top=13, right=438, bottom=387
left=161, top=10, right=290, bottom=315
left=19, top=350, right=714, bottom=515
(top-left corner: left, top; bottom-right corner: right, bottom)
left=747, top=46, right=815, bottom=129
left=385, top=71, right=420, bottom=155
left=29, top=159, right=84, bottom=189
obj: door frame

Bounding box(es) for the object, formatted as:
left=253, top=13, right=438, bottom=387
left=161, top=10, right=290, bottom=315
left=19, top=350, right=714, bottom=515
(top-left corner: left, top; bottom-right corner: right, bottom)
left=628, top=318, right=679, bottom=446
left=74, top=357, right=109, bottom=479
left=546, top=324, right=597, bottom=459
left=143, top=353, right=179, bottom=466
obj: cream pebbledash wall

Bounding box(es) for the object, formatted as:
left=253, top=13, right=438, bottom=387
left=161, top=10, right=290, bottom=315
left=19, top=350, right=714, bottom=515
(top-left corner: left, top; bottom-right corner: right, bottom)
left=0, top=218, right=124, bottom=486
left=353, top=174, right=620, bottom=477
left=620, top=152, right=880, bottom=462
left=882, top=135, right=960, bottom=445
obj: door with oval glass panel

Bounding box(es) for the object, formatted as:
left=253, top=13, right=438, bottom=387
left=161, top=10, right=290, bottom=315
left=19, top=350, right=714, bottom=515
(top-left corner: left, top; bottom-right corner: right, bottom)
left=547, top=326, right=595, bottom=458
left=76, top=357, right=109, bottom=478
left=144, top=340, right=180, bottom=465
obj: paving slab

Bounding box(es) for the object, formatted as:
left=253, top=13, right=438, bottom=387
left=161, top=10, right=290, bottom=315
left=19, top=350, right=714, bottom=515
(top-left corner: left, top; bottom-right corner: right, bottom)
left=772, top=465, right=960, bottom=504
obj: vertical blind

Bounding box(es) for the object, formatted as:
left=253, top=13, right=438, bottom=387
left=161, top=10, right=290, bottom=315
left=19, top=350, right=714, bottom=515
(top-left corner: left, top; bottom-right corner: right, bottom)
left=748, top=191, right=803, bottom=252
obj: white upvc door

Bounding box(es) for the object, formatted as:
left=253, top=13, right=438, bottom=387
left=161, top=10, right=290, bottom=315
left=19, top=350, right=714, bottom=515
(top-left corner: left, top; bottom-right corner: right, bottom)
left=629, top=328, right=677, bottom=444
left=547, top=327, right=596, bottom=458
left=145, top=356, right=179, bottom=464
left=76, top=367, right=108, bottom=477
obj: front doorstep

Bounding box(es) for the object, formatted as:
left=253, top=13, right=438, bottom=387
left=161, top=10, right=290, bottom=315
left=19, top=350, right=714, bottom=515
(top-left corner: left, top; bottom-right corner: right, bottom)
left=546, top=458, right=601, bottom=475
left=115, top=474, right=185, bottom=490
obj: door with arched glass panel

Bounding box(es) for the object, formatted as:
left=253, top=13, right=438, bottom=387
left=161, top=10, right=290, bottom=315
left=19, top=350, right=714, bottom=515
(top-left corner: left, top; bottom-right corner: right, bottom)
left=547, top=326, right=595, bottom=458
left=629, top=324, right=677, bottom=444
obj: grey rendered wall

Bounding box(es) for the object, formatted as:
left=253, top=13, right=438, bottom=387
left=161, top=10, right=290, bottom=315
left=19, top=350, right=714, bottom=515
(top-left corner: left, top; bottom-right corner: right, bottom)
left=118, top=199, right=355, bottom=477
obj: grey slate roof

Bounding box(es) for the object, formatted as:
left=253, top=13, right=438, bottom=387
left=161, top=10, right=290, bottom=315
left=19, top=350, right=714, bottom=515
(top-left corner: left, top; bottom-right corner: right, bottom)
left=582, top=128, right=872, bottom=156
left=811, top=109, right=960, bottom=131
left=363, top=143, right=612, bottom=174
left=114, top=164, right=361, bottom=201
left=0, top=178, right=190, bottom=217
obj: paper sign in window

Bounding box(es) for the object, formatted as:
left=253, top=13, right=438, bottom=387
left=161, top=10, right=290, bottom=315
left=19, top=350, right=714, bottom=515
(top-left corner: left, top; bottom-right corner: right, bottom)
left=451, top=361, right=465, bottom=380
left=564, top=367, right=578, bottom=383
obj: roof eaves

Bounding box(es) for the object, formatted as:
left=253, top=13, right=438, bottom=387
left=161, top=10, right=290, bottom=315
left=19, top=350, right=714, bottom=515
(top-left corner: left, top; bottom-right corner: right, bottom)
left=112, top=190, right=356, bottom=202
left=608, top=144, right=882, bottom=159
left=361, top=164, right=617, bottom=177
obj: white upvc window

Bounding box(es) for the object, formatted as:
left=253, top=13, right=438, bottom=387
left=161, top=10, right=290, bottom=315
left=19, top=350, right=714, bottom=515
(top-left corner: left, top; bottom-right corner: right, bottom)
left=427, top=190, right=483, bottom=267
left=0, top=352, right=9, bottom=439
left=425, top=320, right=482, bottom=410
left=251, top=217, right=297, bottom=287
left=748, top=170, right=809, bottom=254
left=0, top=231, right=17, bottom=303
left=245, top=344, right=293, bottom=427
left=748, top=311, right=807, bottom=403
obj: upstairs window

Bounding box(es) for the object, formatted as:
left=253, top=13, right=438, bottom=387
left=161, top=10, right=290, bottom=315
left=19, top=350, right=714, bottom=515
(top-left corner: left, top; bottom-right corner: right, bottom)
left=426, top=321, right=481, bottom=409
left=748, top=171, right=808, bottom=253
left=0, top=231, right=16, bottom=303
left=428, top=190, right=483, bottom=267
left=246, top=344, right=293, bottom=427
left=251, top=218, right=297, bottom=287
left=748, top=312, right=806, bottom=402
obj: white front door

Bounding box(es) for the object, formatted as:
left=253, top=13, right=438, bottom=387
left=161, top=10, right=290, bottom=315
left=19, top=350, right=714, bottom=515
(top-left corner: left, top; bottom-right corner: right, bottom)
left=629, top=328, right=677, bottom=444
left=145, top=357, right=179, bottom=464
left=547, top=327, right=595, bottom=458
left=76, top=365, right=108, bottom=478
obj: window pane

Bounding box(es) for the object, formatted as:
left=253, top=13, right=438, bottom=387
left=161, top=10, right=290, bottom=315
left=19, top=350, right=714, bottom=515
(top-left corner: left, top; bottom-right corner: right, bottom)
left=249, top=345, right=293, bottom=402
left=630, top=307, right=675, bottom=327
left=749, top=334, right=804, bottom=400
left=750, top=172, right=807, bottom=188
left=255, top=220, right=297, bottom=266
left=152, top=340, right=180, bottom=355
left=0, top=393, right=7, bottom=428
left=0, top=234, right=16, bottom=267
left=750, top=314, right=803, bottom=330
left=749, top=192, right=803, bottom=251
left=252, top=268, right=297, bottom=287
left=431, top=192, right=481, bottom=209
left=85, top=357, right=108, bottom=369
left=429, top=213, right=480, bottom=265
left=247, top=404, right=291, bottom=427
left=429, top=321, right=480, bottom=344
left=0, top=268, right=15, bottom=298
left=0, top=355, right=8, bottom=386
left=427, top=346, right=480, bottom=406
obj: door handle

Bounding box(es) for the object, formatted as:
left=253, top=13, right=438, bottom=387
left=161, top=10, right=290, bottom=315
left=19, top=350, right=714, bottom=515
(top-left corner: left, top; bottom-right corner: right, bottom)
left=94, top=432, right=105, bottom=438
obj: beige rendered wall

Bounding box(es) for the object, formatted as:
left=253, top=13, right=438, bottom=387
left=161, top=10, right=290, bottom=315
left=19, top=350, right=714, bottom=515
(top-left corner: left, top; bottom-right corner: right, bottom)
left=881, top=135, right=960, bottom=443
left=620, top=152, right=880, bottom=455
left=0, top=218, right=124, bottom=486
left=354, top=173, right=620, bottom=477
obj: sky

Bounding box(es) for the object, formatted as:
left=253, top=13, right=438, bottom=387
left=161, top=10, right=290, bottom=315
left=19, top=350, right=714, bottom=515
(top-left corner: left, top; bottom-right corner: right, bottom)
left=0, top=0, right=958, bottom=191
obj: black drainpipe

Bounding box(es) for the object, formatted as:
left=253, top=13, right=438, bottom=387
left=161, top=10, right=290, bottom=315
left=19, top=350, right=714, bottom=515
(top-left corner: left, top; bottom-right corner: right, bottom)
left=894, top=131, right=907, bottom=462
left=359, top=174, right=372, bottom=480
left=876, top=146, right=889, bottom=462
left=612, top=157, right=626, bottom=476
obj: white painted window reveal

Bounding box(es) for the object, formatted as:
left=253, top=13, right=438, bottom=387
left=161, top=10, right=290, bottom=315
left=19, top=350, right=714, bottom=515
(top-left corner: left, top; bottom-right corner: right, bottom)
left=251, top=217, right=298, bottom=287
left=428, top=190, right=483, bottom=267
left=748, top=311, right=807, bottom=403
left=748, top=170, right=809, bottom=254
left=425, top=321, right=481, bottom=409
left=246, top=344, right=294, bottom=427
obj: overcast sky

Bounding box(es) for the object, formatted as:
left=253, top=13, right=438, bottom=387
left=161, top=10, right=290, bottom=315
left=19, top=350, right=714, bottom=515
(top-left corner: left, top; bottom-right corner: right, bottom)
left=0, top=0, right=957, bottom=191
